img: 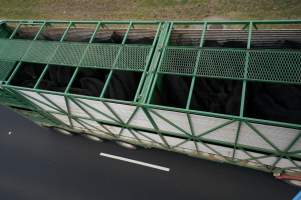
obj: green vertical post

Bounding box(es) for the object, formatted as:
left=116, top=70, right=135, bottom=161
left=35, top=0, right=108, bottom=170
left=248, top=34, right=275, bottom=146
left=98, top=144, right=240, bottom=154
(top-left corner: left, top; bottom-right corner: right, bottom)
left=146, top=22, right=173, bottom=104
left=232, top=121, right=242, bottom=160
left=239, top=22, right=253, bottom=117
left=133, top=22, right=162, bottom=102
left=139, top=22, right=170, bottom=104
left=186, top=22, right=207, bottom=109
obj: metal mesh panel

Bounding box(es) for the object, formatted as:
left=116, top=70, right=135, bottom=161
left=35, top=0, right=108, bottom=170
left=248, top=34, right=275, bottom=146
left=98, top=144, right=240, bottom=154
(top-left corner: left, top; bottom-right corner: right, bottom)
left=247, top=50, right=301, bottom=84
left=159, top=47, right=246, bottom=79
left=0, top=39, right=31, bottom=61
left=22, top=41, right=58, bottom=63
left=159, top=47, right=198, bottom=74
left=158, top=47, right=301, bottom=82
left=115, top=45, right=151, bottom=71
left=0, top=60, right=16, bottom=81
left=51, top=42, right=87, bottom=66
left=197, top=49, right=246, bottom=79
left=81, top=44, right=151, bottom=71
left=80, top=44, right=119, bottom=68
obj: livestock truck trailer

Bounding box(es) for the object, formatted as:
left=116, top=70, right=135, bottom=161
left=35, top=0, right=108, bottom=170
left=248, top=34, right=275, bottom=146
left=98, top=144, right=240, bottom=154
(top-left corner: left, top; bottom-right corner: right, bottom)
left=0, top=19, right=300, bottom=184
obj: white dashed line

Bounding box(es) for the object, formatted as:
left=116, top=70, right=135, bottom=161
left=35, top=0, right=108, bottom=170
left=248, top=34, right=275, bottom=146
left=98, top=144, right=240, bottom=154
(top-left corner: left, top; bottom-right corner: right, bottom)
left=99, top=152, right=170, bottom=172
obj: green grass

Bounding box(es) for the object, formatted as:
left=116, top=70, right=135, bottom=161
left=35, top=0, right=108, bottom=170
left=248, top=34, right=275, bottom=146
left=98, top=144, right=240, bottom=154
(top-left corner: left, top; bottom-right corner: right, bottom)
left=0, top=0, right=300, bottom=20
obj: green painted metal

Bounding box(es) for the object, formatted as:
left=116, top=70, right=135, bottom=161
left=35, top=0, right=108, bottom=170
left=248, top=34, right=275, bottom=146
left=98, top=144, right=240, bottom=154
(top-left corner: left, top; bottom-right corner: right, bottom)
left=11, top=108, right=58, bottom=127
left=2, top=87, right=68, bottom=129
left=0, top=19, right=300, bottom=173
left=0, top=60, right=16, bottom=81
left=0, top=87, right=32, bottom=108
left=239, top=22, right=253, bottom=117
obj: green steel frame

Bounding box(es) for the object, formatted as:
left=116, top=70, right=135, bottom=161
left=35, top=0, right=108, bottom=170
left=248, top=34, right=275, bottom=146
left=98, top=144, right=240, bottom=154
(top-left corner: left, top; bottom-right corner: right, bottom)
left=0, top=19, right=300, bottom=173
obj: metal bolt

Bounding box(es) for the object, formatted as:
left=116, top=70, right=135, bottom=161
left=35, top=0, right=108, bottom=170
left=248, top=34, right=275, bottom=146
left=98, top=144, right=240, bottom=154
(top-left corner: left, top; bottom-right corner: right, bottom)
left=136, top=95, right=142, bottom=100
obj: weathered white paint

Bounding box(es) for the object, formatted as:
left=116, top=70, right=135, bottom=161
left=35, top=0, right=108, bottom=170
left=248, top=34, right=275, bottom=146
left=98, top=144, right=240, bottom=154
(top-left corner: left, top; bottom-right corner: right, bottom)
left=19, top=90, right=58, bottom=112
left=73, top=98, right=116, bottom=123
left=42, top=93, right=68, bottom=112
left=49, top=113, right=70, bottom=126
left=252, top=123, right=300, bottom=151
left=129, top=108, right=154, bottom=129
left=106, top=102, right=137, bottom=123
left=150, top=109, right=190, bottom=136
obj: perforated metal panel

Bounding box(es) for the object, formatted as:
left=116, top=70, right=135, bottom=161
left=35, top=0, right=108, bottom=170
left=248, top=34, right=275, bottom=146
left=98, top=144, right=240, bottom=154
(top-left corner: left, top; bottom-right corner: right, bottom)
left=160, top=47, right=246, bottom=78
left=81, top=44, right=119, bottom=68
left=248, top=50, right=301, bottom=83
left=0, top=60, right=15, bottom=81
left=160, top=48, right=198, bottom=74
left=197, top=49, right=246, bottom=79
left=159, top=47, right=301, bottom=82
left=114, top=45, right=151, bottom=71
left=81, top=44, right=151, bottom=70
left=51, top=42, right=88, bottom=66
left=0, top=39, right=31, bottom=60
left=22, top=41, right=58, bottom=63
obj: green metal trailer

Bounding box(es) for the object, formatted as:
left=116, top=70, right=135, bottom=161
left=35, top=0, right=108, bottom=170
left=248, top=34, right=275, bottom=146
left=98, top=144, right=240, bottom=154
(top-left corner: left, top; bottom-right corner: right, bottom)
left=0, top=19, right=300, bottom=175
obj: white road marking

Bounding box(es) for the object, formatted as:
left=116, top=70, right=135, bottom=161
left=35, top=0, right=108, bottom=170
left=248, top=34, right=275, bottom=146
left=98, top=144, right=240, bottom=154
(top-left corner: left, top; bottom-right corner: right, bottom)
left=99, top=152, right=170, bottom=172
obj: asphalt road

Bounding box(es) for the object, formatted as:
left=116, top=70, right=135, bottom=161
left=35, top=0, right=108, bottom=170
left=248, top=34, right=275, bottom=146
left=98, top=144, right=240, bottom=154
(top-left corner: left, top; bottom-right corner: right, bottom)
left=0, top=105, right=299, bottom=200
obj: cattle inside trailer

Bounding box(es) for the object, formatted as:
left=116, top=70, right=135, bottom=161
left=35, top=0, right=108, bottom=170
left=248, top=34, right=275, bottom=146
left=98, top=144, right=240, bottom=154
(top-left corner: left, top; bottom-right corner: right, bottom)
left=0, top=20, right=300, bottom=181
